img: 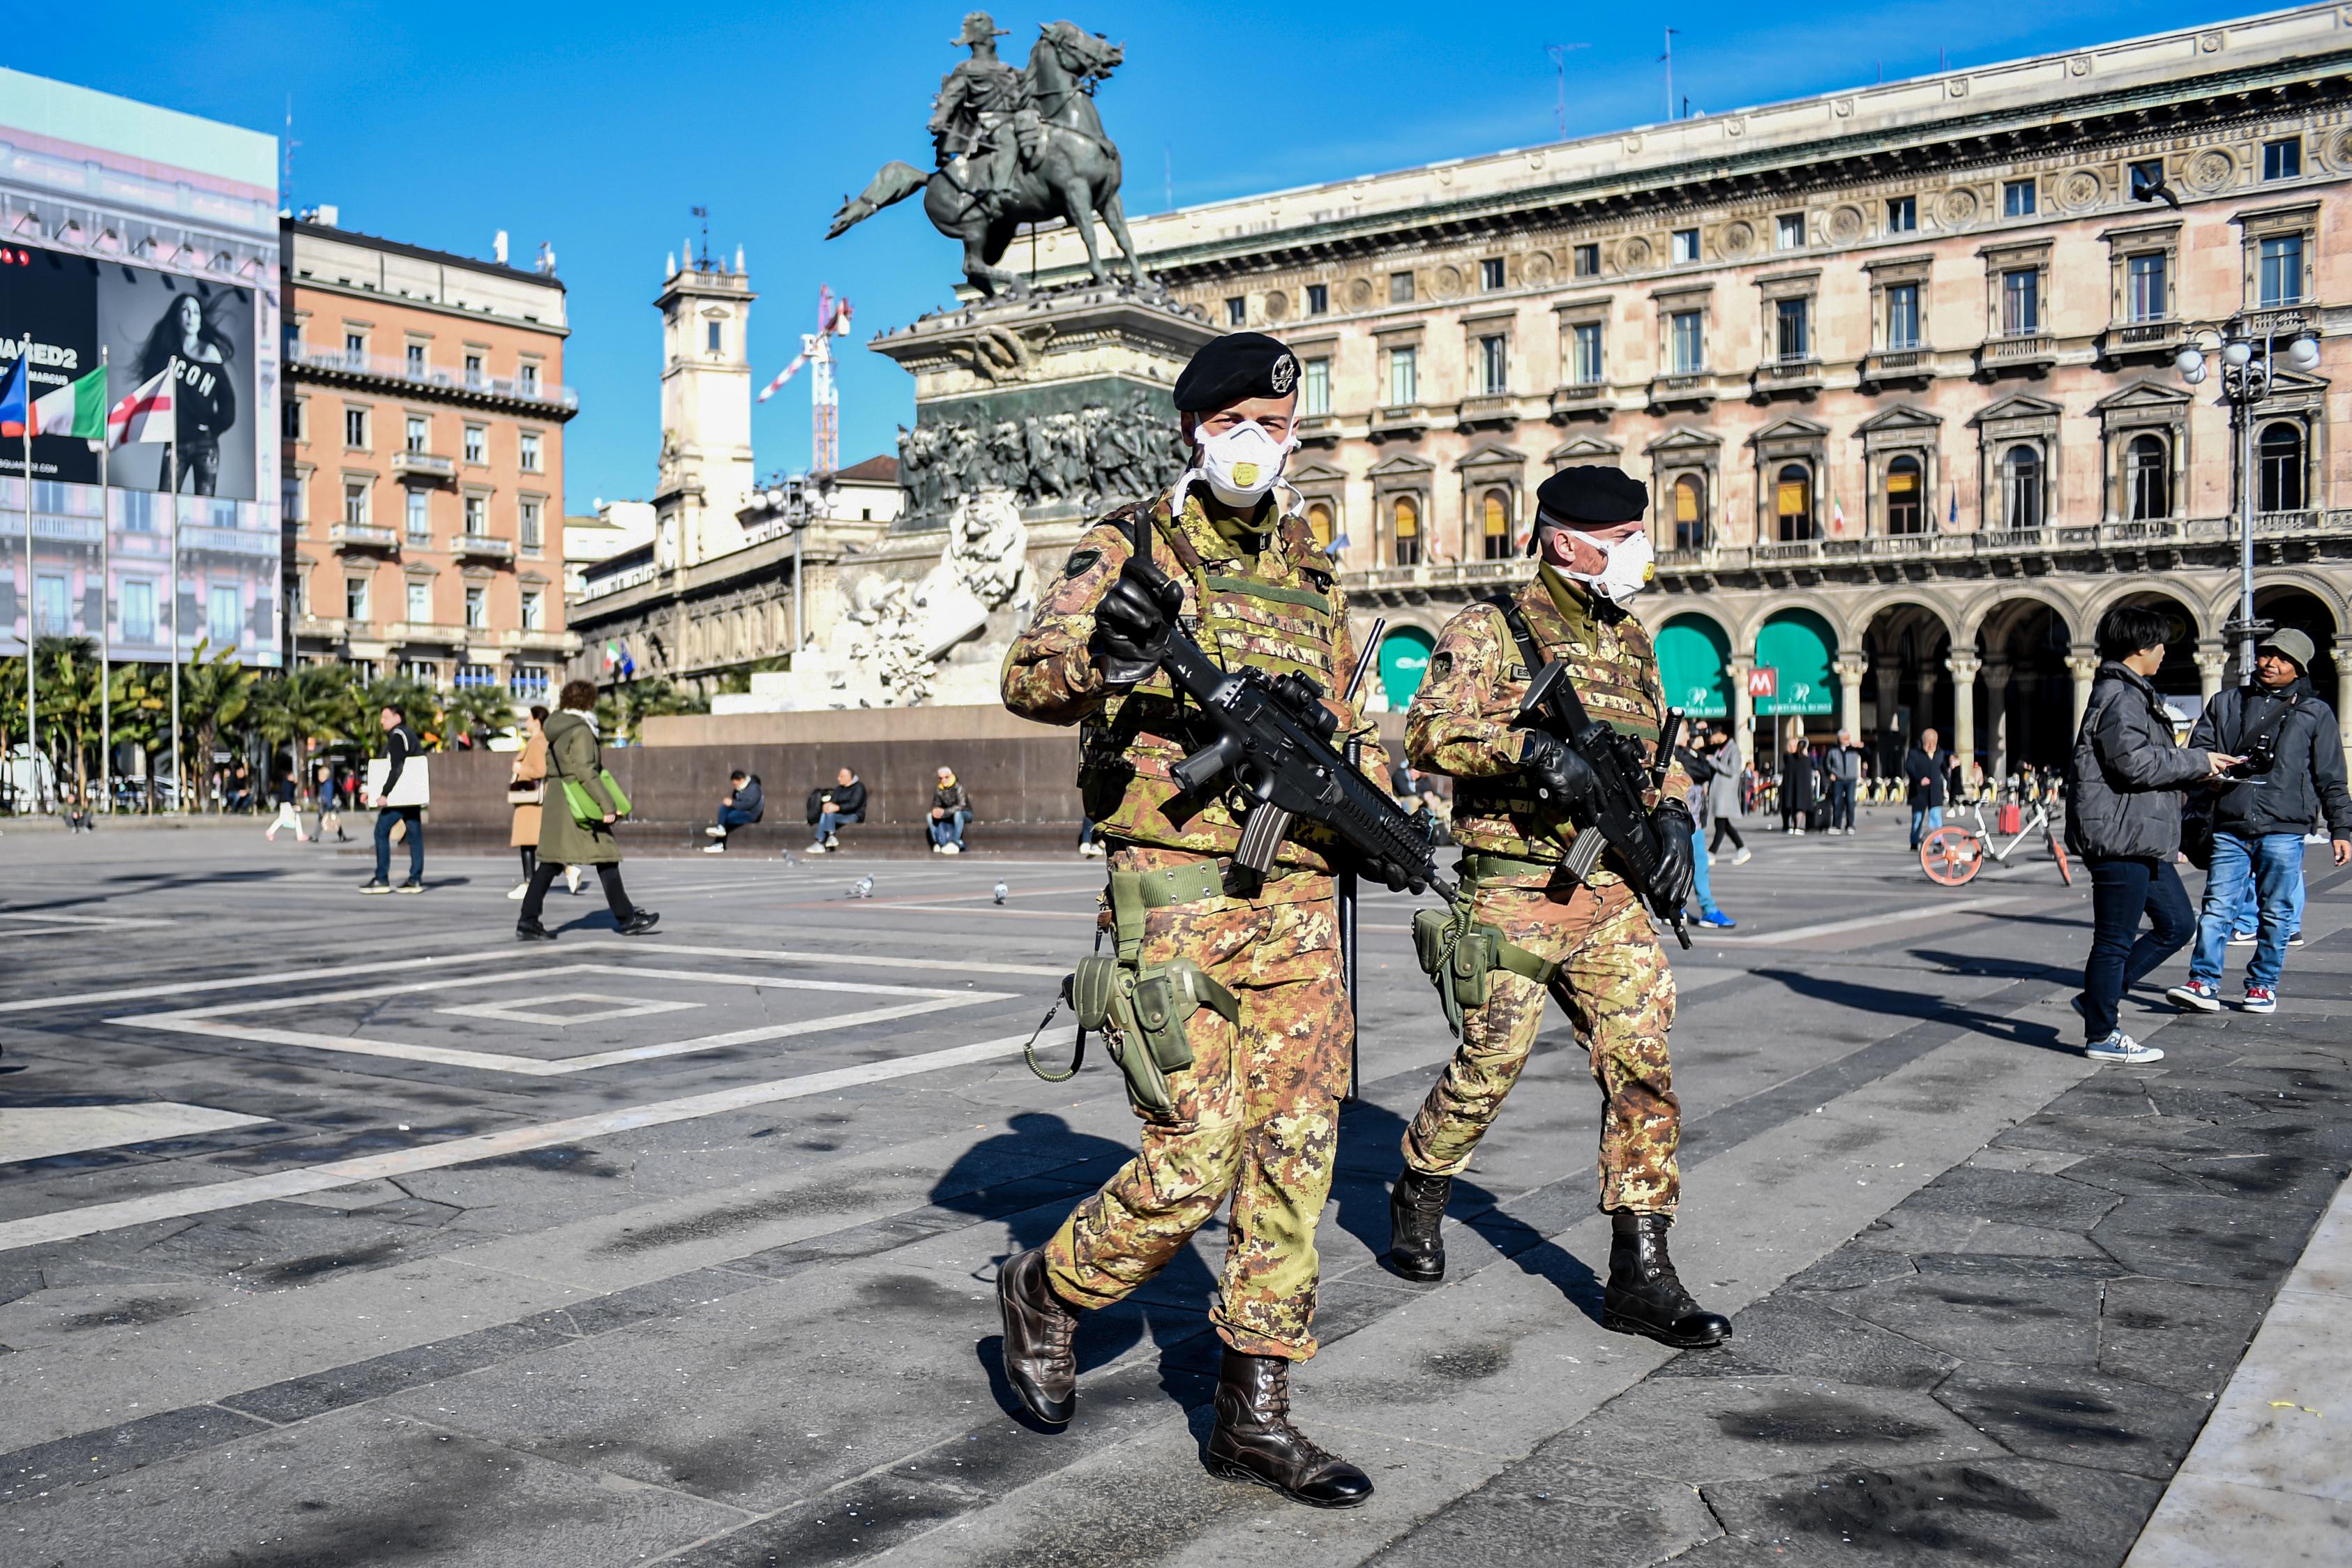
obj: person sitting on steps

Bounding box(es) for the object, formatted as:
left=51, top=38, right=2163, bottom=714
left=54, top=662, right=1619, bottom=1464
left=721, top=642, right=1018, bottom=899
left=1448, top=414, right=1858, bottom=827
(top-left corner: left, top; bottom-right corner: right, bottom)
left=806, top=767, right=866, bottom=853
left=704, top=769, right=764, bottom=853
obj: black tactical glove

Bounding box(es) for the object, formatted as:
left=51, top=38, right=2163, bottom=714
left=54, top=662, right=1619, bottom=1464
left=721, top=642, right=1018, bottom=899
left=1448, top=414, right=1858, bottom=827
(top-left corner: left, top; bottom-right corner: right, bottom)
left=1648, top=798, right=1698, bottom=911
left=1088, top=555, right=1186, bottom=686
left=1518, top=729, right=1599, bottom=811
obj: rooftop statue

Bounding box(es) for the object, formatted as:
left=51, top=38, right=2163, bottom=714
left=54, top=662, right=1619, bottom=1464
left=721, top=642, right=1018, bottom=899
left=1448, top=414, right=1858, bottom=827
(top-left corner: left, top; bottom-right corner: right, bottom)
left=827, top=13, right=1153, bottom=301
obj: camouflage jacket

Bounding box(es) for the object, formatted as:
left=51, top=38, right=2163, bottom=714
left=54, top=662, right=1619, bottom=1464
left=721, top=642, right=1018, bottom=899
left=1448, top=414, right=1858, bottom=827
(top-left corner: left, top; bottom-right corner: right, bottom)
left=1407, top=568, right=1689, bottom=882
left=1002, top=492, right=1389, bottom=873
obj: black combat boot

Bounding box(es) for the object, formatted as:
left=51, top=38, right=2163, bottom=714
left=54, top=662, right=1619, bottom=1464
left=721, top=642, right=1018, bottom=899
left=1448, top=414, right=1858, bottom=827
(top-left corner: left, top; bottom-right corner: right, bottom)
left=1603, top=1211, right=1732, bottom=1348
left=1205, top=1348, right=1373, bottom=1508
left=1387, top=1166, right=1452, bottom=1282
left=996, top=1247, right=1078, bottom=1426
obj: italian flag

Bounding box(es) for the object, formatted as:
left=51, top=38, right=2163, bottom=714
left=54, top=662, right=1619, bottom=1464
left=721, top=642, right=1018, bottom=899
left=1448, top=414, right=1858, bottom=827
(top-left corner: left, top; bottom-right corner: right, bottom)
left=6, top=364, right=110, bottom=440
left=107, top=365, right=175, bottom=447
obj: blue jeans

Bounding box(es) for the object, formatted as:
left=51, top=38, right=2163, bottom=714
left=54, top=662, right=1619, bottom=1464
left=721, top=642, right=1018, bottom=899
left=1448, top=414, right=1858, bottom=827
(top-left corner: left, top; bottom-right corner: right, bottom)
left=716, top=804, right=756, bottom=831
left=1910, top=804, right=1943, bottom=850
left=929, top=808, right=970, bottom=848
left=1689, top=827, right=1722, bottom=917
left=2226, top=848, right=2306, bottom=939
left=2191, top=832, right=2304, bottom=990
left=1828, top=778, right=1856, bottom=831
left=372, top=806, right=423, bottom=883
left=2082, top=854, right=2196, bottom=1041
left=814, top=808, right=862, bottom=844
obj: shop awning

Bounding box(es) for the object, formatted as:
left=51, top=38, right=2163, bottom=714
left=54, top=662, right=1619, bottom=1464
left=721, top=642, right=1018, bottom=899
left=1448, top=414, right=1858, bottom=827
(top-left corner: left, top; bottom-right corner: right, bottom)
left=1754, top=610, right=1837, bottom=716
left=1379, top=626, right=1435, bottom=710
left=1656, top=615, right=1732, bottom=718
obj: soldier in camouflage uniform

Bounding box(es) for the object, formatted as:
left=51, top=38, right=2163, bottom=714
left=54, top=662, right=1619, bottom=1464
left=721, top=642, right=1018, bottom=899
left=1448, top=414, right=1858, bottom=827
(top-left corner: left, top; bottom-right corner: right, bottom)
left=1389, top=465, right=1732, bottom=1350
left=995, top=333, right=1384, bottom=1508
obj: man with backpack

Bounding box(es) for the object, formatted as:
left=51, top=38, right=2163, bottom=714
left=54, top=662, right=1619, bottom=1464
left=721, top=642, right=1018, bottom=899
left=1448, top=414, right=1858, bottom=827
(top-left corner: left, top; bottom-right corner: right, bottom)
left=2167, top=628, right=2352, bottom=1016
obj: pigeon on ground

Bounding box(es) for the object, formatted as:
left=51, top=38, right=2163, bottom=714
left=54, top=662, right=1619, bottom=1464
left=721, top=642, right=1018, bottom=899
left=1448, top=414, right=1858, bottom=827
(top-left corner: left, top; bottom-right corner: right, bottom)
left=993, top=882, right=1009, bottom=905
left=847, top=875, right=874, bottom=900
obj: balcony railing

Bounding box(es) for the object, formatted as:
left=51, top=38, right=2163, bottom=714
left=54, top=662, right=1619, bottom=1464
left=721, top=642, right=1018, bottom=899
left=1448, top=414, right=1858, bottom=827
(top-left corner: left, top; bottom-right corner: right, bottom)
left=1648, top=372, right=1714, bottom=407
left=1752, top=356, right=1823, bottom=394
left=1550, top=382, right=1610, bottom=416
left=2113, top=319, right=2183, bottom=347
left=330, top=522, right=399, bottom=552
left=1980, top=333, right=2056, bottom=366
left=1454, top=393, right=1518, bottom=426
left=1352, top=512, right=2352, bottom=590
left=391, top=450, right=456, bottom=482
left=453, top=533, right=516, bottom=561
left=574, top=562, right=661, bottom=602
left=288, top=344, right=578, bottom=410
left=1369, top=402, right=1433, bottom=436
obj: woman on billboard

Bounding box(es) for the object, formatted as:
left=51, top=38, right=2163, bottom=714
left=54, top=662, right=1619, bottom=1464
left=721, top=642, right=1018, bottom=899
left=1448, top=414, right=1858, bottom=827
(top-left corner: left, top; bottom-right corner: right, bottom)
left=136, top=293, right=238, bottom=496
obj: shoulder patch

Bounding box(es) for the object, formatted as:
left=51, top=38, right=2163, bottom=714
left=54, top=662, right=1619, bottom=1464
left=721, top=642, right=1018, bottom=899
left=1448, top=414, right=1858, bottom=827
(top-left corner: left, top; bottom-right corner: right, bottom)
left=1064, top=547, right=1102, bottom=579
left=1429, top=650, right=1452, bottom=679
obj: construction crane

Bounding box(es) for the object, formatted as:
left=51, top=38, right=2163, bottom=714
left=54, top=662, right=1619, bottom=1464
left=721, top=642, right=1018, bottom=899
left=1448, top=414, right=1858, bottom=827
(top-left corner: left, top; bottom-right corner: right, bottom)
left=758, top=285, right=853, bottom=476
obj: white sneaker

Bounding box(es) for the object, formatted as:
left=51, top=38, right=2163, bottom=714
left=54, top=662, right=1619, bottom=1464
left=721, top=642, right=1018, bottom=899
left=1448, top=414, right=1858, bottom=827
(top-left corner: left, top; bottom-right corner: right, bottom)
left=1079, top=840, right=1106, bottom=858
left=702, top=842, right=726, bottom=854
left=1731, top=847, right=1752, bottom=866
left=930, top=843, right=944, bottom=854
left=806, top=843, right=828, bottom=855
left=565, top=866, right=583, bottom=894
left=940, top=842, right=961, bottom=854
left=704, top=826, right=727, bottom=838
left=2227, top=931, right=2257, bottom=947
left=506, top=882, right=529, bottom=900
left=2085, top=1032, right=2164, bottom=1064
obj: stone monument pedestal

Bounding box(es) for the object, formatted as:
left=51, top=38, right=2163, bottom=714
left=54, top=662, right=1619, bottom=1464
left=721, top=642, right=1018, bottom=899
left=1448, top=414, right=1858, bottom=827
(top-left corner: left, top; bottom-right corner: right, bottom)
left=711, top=283, right=1214, bottom=712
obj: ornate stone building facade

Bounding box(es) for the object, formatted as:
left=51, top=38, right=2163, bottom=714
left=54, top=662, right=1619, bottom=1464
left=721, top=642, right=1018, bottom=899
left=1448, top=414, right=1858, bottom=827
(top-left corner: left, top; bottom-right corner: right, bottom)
left=283, top=216, right=578, bottom=700
left=1039, top=6, right=2352, bottom=776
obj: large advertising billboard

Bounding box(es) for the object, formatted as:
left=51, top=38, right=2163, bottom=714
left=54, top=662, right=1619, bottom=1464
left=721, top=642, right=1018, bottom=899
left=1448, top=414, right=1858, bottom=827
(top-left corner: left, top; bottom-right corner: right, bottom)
left=0, top=247, right=259, bottom=498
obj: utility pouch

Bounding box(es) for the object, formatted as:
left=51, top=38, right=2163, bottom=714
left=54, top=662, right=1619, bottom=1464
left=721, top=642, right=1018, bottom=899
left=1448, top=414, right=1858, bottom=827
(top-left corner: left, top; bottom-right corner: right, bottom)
left=1066, top=953, right=1237, bottom=1120
left=1412, top=903, right=1558, bottom=1039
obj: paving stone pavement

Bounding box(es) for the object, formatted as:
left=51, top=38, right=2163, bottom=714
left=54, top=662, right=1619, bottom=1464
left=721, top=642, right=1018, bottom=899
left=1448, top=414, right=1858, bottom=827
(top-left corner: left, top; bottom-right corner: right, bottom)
left=0, top=817, right=2344, bottom=1565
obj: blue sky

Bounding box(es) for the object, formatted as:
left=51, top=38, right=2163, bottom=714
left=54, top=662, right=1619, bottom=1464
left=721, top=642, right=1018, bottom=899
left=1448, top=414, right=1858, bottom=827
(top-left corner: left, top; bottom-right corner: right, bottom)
left=18, top=0, right=2256, bottom=513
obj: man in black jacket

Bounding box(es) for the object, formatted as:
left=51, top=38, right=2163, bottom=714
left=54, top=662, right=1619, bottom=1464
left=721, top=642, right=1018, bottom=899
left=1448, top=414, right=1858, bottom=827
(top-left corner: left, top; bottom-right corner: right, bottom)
left=2168, top=628, right=2352, bottom=1016
left=2067, top=605, right=2236, bottom=1062
left=1902, top=728, right=1954, bottom=850
left=703, top=770, right=764, bottom=853
left=362, top=705, right=425, bottom=894
left=808, top=767, right=867, bottom=853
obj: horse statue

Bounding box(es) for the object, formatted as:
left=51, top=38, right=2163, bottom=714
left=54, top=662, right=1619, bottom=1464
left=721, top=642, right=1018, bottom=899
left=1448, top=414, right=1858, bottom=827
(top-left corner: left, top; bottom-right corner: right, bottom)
left=827, top=20, right=1154, bottom=301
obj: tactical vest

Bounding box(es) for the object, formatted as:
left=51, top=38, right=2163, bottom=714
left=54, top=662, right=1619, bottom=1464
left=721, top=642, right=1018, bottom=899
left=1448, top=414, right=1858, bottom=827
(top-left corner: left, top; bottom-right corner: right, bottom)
left=1079, top=496, right=1348, bottom=869
left=1448, top=574, right=1665, bottom=869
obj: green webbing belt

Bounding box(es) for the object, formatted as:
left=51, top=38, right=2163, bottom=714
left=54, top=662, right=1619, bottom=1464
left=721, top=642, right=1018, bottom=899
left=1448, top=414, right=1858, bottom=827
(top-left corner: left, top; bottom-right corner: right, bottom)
left=1106, top=862, right=1226, bottom=963
left=1458, top=849, right=1569, bottom=886
left=1491, top=940, right=1561, bottom=987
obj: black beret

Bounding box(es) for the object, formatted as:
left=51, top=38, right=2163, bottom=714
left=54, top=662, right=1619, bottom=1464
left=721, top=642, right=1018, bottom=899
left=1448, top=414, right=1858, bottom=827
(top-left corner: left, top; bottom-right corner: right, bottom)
left=1535, top=465, right=1649, bottom=527
left=1173, top=332, right=1300, bottom=412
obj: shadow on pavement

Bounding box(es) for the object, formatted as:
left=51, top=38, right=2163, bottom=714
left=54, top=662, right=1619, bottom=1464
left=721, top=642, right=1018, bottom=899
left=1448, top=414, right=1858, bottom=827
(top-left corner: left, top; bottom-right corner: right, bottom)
left=1749, top=965, right=2076, bottom=1055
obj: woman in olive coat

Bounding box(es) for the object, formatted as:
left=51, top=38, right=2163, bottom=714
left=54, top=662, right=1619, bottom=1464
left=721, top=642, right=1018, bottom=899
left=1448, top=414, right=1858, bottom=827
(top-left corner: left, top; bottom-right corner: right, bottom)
left=516, top=679, right=658, bottom=940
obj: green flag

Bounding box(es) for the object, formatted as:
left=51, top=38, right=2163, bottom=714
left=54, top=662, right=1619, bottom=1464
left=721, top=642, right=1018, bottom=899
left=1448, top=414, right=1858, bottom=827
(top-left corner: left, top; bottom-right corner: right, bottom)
left=30, top=364, right=110, bottom=440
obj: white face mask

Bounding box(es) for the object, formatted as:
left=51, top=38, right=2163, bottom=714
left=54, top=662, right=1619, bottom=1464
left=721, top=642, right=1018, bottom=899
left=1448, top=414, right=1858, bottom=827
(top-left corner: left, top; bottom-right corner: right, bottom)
left=1182, top=417, right=1295, bottom=509
left=1553, top=527, right=1656, bottom=604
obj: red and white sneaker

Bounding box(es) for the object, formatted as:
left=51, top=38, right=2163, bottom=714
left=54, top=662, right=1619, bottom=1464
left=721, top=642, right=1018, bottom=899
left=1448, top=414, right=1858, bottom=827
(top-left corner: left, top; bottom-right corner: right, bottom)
left=2165, top=979, right=2221, bottom=1013
left=2240, top=986, right=2277, bottom=1015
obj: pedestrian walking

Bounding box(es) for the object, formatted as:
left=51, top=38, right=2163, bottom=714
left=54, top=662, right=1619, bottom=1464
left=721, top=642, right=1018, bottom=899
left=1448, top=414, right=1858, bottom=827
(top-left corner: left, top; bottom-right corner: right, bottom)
left=996, top=331, right=1388, bottom=1505
left=2065, top=604, right=2238, bottom=1063
left=2166, top=628, right=2352, bottom=1016
left=507, top=707, right=549, bottom=899
left=1680, top=726, right=1737, bottom=928
left=1824, top=730, right=1861, bottom=834
left=1706, top=731, right=1749, bottom=863
left=265, top=769, right=308, bottom=842
left=1778, top=732, right=1815, bottom=834
left=927, top=766, right=972, bottom=854
left=360, top=705, right=426, bottom=894
left=515, top=680, right=658, bottom=940
left=1904, top=727, right=1954, bottom=850
left=312, top=762, right=345, bottom=843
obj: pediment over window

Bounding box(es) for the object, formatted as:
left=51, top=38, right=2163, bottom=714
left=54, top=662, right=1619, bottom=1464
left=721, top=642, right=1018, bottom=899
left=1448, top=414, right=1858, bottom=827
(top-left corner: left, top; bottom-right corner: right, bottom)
left=1288, top=460, right=1348, bottom=486
left=1367, top=452, right=1436, bottom=480
left=1744, top=415, right=1830, bottom=449
left=1968, top=392, right=2064, bottom=428
left=1853, top=403, right=1941, bottom=435
left=2090, top=379, right=2194, bottom=414
left=1547, top=432, right=1625, bottom=462
left=1641, top=425, right=1719, bottom=458
left=1456, top=441, right=1528, bottom=474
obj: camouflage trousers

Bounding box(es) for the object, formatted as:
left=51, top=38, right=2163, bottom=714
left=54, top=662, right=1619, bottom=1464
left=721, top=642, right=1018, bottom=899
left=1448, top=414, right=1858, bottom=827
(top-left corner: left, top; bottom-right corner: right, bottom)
left=1402, top=878, right=1681, bottom=1214
left=1046, top=854, right=1349, bottom=1360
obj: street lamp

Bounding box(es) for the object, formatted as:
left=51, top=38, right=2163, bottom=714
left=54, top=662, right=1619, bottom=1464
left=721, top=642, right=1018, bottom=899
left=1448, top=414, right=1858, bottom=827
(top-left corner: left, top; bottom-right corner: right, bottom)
left=2170, top=314, right=2323, bottom=681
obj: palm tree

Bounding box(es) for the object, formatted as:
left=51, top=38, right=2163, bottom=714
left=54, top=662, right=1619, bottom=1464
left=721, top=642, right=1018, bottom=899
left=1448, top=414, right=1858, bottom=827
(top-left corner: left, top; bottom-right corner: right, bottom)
left=33, top=637, right=106, bottom=808
left=107, top=663, right=169, bottom=811
left=596, top=677, right=707, bottom=744
left=442, top=681, right=520, bottom=750
left=0, top=656, right=22, bottom=813
left=249, top=663, right=359, bottom=793
left=358, top=675, right=442, bottom=748
left=177, top=640, right=255, bottom=812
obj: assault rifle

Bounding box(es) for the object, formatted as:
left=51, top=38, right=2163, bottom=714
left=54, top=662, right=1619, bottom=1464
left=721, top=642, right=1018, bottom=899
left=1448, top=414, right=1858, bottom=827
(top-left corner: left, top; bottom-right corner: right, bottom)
left=1113, top=561, right=1453, bottom=901
left=1511, top=661, right=1690, bottom=949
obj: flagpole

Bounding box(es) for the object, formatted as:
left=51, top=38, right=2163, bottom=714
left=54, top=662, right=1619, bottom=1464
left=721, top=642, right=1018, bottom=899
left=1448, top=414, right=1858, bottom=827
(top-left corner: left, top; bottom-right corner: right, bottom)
left=98, top=346, right=112, bottom=817
left=23, top=417, right=38, bottom=815
left=168, top=430, right=181, bottom=815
